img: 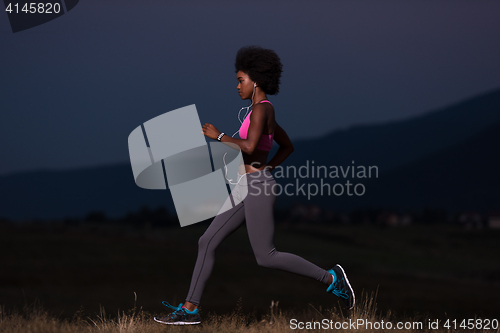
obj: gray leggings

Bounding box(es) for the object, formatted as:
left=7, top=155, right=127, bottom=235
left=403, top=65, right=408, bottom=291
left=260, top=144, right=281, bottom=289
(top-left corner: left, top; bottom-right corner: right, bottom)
left=185, top=168, right=331, bottom=306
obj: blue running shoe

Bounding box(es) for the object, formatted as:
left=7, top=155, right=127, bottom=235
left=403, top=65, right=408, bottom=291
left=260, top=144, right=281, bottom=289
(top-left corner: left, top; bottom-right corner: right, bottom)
left=153, top=301, right=201, bottom=325
left=326, top=264, right=355, bottom=309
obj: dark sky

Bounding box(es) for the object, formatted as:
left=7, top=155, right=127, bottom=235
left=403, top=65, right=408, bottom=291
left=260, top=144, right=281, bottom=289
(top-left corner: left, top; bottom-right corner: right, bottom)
left=1, top=0, right=500, bottom=175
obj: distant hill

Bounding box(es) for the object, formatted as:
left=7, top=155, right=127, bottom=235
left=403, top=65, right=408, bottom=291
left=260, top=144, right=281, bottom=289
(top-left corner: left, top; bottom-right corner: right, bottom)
left=0, top=164, right=176, bottom=221
left=1, top=88, right=500, bottom=220
left=287, top=87, right=500, bottom=172
left=307, top=119, right=500, bottom=214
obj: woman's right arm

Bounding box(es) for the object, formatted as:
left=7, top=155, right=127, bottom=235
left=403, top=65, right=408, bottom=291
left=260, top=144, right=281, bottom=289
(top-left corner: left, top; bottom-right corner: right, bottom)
left=265, top=122, right=294, bottom=172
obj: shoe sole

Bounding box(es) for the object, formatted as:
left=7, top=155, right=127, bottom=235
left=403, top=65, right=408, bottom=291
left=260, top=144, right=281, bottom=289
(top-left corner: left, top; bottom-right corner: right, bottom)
left=154, top=317, right=201, bottom=325
left=335, top=264, right=355, bottom=310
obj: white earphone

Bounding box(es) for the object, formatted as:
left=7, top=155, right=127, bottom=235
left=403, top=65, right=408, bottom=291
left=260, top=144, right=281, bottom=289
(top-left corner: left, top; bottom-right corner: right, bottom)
left=222, top=81, right=258, bottom=185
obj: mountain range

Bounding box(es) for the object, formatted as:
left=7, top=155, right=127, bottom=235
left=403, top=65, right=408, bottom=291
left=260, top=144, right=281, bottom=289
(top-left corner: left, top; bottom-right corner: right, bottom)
left=1, top=88, right=499, bottom=221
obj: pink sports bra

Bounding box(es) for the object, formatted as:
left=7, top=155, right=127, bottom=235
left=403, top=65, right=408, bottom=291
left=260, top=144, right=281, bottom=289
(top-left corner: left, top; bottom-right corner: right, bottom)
left=239, top=100, right=274, bottom=151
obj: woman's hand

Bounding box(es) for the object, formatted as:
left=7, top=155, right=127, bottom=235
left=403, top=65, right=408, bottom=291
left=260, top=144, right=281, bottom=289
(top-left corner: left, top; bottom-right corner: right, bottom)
left=201, top=123, right=221, bottom=140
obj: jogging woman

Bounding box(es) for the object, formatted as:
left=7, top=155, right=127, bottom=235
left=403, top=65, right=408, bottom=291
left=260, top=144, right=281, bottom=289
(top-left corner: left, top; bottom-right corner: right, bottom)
left=154, top=46, right=355, bottom=325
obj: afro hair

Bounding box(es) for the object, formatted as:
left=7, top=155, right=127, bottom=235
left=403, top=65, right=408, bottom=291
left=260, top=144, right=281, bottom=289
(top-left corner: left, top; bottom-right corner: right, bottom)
left=235, top=46, right=283, bottom=95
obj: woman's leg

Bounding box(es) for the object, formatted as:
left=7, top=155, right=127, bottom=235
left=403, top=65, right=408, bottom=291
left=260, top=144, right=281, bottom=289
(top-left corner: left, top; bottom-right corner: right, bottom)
left=184, top=192, right=246, bottom=307
left=244, top=174, right=332, bottom=285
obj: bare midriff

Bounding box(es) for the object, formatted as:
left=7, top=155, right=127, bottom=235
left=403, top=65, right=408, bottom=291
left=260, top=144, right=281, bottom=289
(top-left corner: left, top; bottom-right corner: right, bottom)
left=240, top=149, right=270, bottom=174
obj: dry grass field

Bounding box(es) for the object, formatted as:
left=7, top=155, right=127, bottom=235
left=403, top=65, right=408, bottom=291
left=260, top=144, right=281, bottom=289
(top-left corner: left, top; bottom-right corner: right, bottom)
left=5, top=290, right=496, bottom=333
left=1, top=220, right=498, bottom=332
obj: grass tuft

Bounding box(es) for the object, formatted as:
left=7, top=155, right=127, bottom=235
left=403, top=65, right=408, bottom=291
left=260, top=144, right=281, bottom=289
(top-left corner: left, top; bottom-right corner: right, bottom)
left=2, top=290, right=497, bottom=332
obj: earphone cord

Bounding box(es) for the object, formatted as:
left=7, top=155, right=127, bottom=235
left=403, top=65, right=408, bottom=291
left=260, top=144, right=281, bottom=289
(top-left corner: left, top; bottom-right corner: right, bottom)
left=231, top=84, right=255, bottom=137
left=222, top=153, right=246, bottom=185
left=223, top=84, right=256, bottom=185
